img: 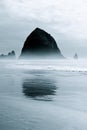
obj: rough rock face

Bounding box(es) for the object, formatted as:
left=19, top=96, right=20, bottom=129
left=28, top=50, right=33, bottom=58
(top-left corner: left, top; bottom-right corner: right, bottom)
left=20, top=28, right=63, bottom=58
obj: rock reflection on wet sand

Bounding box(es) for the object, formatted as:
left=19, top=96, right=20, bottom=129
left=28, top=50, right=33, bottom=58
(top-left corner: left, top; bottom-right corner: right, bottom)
left=22, top=77, right=57, bottom=101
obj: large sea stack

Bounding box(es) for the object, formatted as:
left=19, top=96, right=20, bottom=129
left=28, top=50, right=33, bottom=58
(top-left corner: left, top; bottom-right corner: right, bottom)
left=20, top=28, right=64, bottom=59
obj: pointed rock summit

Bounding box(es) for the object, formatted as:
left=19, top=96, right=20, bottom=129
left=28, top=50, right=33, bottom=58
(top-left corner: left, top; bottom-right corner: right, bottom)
left=20, top=28, right=64, bottom=58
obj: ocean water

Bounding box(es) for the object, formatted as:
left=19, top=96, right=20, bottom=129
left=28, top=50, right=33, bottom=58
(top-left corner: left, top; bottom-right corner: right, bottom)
left=0, top=59, right=87, bottom=130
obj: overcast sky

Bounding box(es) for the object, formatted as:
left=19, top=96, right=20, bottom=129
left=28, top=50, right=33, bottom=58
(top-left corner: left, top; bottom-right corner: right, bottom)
left=0, top=0, right=87, bottom=58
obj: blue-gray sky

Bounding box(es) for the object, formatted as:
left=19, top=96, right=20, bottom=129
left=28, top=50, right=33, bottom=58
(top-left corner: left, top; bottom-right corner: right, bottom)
left=0, top=0, right=87, bottom=58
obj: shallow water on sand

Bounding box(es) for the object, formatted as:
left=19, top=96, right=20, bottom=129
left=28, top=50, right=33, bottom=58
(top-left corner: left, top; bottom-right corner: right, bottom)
left=0, top=59, right=87, bottom=130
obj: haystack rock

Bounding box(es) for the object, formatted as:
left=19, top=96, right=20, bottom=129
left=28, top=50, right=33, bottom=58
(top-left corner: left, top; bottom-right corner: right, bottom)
left=20, top=28, right=64, bottom=58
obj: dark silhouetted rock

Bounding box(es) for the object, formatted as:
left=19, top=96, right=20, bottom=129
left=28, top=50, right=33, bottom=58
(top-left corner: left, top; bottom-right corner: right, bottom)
left=0, top=54, right=6, bottom=59
left=20, top=28, right=64, bottom=58
left=8, top=50, right=15, bottom=57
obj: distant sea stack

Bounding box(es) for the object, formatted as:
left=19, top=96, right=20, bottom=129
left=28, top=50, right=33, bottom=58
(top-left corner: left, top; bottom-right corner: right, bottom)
left=0, top=50, right=16, bottom=59
left=74, top=53, right=78, bottom=59
left=20, top=28, right=64, bottom=59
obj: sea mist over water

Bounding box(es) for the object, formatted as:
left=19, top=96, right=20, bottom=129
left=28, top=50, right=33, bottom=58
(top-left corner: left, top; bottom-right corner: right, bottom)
left=0, top=59, right=87, bottom=130
left=10, top=58, right=87, bottom=72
